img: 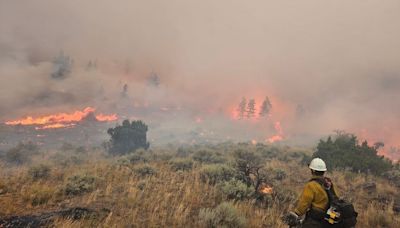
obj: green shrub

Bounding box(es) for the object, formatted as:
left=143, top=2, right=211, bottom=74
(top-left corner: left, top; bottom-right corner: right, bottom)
left=289, top=151, right=305, bottom=159
left=198, top=202, right=246, bottom=228
left=300, top=154, right=312, bottom=166
left=134, top=165, right=157, bottom=177
left=169, top=158, right=193, bottom=171
left=176, top=147, right=191, bottom=157
left=5, top=149, right=28, bottom=165
left=217, top=179, right=254, bottom=200
left=383, top=169, right=400, bottom=187
left=128, top=150, right=150, bottom=164
left=200, top=164, right=235, bottom=185
left=107, top=120, right=150, bottom=155
left=64, top=174, right=97, bottom=196
left=51, top=153, right=85, bottom=167
left=314, top=133, right=392, bottom=175
left=273, top=169, right=287, bottom=181
left=4, top=142, right=39, bottom=165
left=193, top=150, right=225, bottom=164
left=232, top=149, right=265, bottom=189
left=118, top=151, right=150, bottom=165
left=273, top=186, right=297, bottom=204
left=256, top=145, right=278, bottom=159
left=153, top=152, right=173, bottom=162
left=28, top=164, right=51, bottom=180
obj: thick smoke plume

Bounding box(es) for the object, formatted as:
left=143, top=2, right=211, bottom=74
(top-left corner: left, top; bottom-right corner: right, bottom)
left=1, top=0, right=400, bottom=158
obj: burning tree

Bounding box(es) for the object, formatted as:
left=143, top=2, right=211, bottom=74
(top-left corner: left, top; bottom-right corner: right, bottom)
left=107, top=120, right=150, bottom=155
left=246, top=99, right=256, bottom=118
left=237, top=97, right=247, bottom=119
left=259, top=96, right=272, bottom=117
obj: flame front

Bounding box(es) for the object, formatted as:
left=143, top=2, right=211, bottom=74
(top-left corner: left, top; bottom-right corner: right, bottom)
left=35, top=123, right=76, bottom=130
left=5, top=107, right=117, bottom=129
left=95, top=113, right=118, bottom=122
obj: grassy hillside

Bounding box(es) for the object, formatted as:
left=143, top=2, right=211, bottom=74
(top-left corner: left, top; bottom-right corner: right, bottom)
left=0, top=143, right=399, bottom=227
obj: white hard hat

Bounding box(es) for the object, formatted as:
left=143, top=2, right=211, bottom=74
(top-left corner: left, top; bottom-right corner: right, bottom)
left=309, top=158, right=327, bottom=171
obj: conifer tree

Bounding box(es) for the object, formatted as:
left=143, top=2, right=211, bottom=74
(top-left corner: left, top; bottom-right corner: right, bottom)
left=237, top=97, right=247, bottom=119
left=259, top=96, right=272, bottom=117
left=247, top=99, right=256, bottom=118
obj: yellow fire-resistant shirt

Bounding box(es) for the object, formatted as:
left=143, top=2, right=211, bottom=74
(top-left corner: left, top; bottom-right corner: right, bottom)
left=294, top=176, right=338, bottom=216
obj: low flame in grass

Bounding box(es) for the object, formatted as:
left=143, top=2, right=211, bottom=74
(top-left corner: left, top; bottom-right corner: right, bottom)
left=5, top=107, right=95, bottom=125
left=95, top=113, right=118, bottom=122
left=5, top=107, right=117, bottom=129
left=35, top=123, right=76, bottom=130
left=259, top=184, right=274, bottom=194
left=267, top=121, right=284, bottom=143
left=267, top=135, right=283, bottom=143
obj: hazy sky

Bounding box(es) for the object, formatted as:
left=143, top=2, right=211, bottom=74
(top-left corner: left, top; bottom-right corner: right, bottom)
left=1, top=0, right=400, bottom=152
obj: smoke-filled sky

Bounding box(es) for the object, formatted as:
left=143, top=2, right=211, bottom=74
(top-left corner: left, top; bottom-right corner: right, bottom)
left=1, top=0, right=400, bottom=154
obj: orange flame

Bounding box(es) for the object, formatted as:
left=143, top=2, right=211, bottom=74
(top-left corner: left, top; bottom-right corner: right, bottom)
left=5, top=107, right=117, bottom=129
left=35, top=123, right=76, bottom=130
left=95, top=113, right=118, bottom=122
left=259, top=184, right=274, bottom=194
left=267, top=135, right=284, bottom=143
left=356, top=128, right=399, bottom=161
left=228, top=94, right=290, bottom=121
left=267, top=121, right=285, bottom=143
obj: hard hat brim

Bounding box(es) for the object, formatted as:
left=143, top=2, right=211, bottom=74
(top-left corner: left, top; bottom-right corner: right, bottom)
left=309, top=166, right=327, bottom=171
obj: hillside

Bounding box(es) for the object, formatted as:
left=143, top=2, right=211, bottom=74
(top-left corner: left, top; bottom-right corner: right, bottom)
left=0, top=143, right=399, bottom=227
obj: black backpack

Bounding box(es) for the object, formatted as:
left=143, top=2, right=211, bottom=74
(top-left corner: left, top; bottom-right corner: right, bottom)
left=311, top=178, right=358, bottom=228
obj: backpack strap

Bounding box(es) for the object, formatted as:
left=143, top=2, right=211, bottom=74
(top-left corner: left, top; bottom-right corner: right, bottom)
left=309, top=177, right=337, bottom=211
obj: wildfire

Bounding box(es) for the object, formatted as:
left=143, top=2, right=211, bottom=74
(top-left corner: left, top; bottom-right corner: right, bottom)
left=35, top=123, right=76, bottom=130
left=259, top=184, right=274, bottom=195
left=5, top=107, right=117, bottom=130
left=267, top=135, right=283, bottom=143
left=95, top=113, right=118, bottom=122
left=267, top=121, right=285, bottom=143
left=357, top=128, right=400, bottom=161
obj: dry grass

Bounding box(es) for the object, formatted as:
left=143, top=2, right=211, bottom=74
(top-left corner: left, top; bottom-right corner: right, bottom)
left=0, top=145, right=398, bottom=228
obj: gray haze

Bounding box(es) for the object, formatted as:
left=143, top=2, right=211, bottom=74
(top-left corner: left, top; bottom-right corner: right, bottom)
left=1, top=0, right=400, bottom=157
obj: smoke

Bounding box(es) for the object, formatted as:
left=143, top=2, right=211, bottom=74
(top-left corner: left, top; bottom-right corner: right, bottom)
left=1, top=0, right=400, bottom=155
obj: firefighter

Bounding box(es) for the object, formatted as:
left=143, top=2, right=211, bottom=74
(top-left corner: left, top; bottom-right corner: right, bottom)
left=284, top=158, right=339, bottom=228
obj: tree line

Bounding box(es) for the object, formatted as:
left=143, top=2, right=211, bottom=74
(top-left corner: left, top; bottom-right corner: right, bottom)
left=237, top=96, right=272, bottom=119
